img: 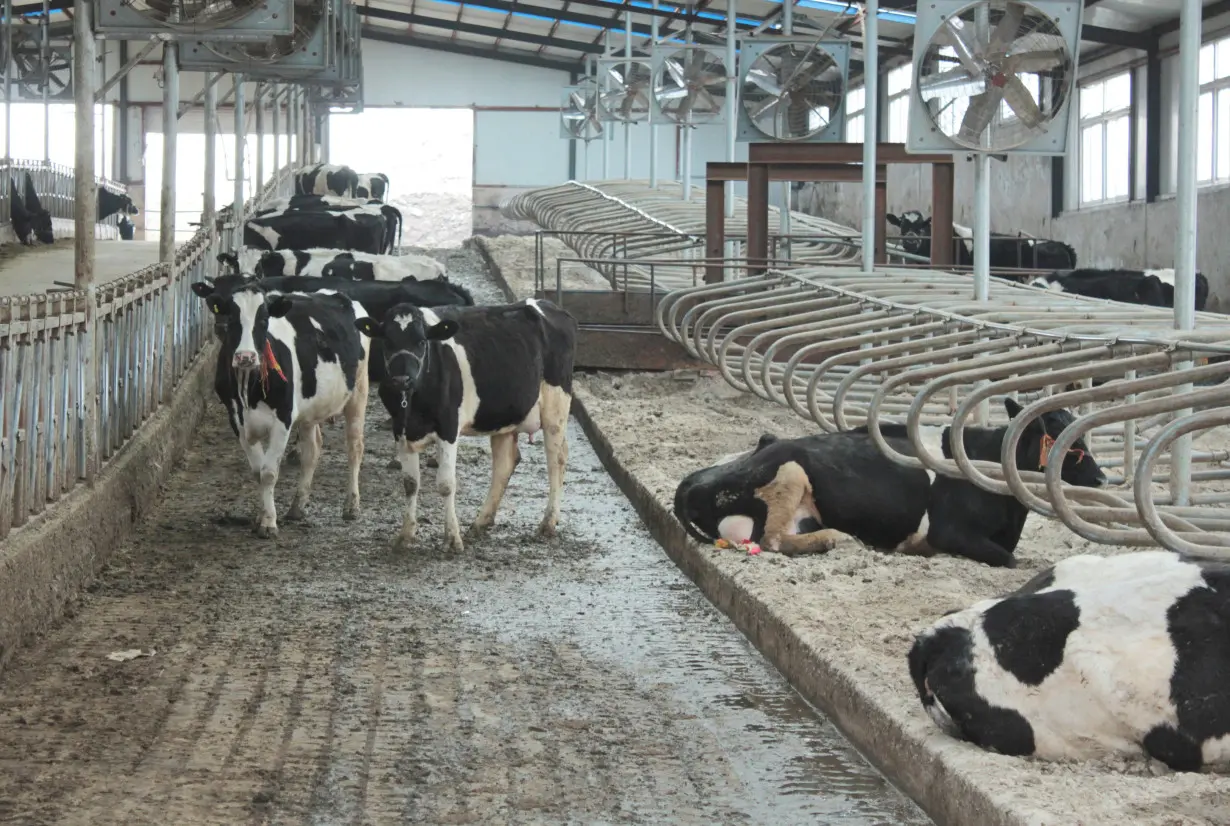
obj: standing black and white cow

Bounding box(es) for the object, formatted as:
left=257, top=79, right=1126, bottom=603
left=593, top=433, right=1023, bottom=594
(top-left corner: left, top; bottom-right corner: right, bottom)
left=246, top=196, right=402, bottom=255
left=243, top=209, right=387, bottom=255
left=294, top=163, right=359, bottom=198
left=10, top=172, right=53, bottom=245
left=203, top=283, right=371, bottom=538
left=673, top=398, right=1106, bottom=567
left=909, top=550, right=1230, bottom=771
left=98, top=188, right=139, bottom=222
left=355, top=173, right=390, bottom=202
left=218, top=248, right=444, bottom=282
left=1031, top=267, right=1210, bottom=312
left=888, top=210, right=1078, bottom=271
left=354, top=299, right=578, bottom=552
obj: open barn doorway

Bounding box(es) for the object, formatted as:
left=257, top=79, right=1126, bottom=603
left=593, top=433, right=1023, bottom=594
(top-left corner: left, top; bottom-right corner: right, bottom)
left=328, top=107, right=474, bottom=248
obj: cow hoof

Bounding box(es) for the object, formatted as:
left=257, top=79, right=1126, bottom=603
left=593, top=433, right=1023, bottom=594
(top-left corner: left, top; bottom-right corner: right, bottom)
left=537, top=518, right=558, bottom=538
left=342, top=495, right=360, bottom=522
left=444, top=533, right=465, bottom=553
left=285, top=502, right=307, bottom=522
left=386, top=457, right=400, bottom=470
left=392, top=525, right=418, bottom=551
left=467, top=520, right=492, bottom=539
left=255, top=523, right=279, bottom=539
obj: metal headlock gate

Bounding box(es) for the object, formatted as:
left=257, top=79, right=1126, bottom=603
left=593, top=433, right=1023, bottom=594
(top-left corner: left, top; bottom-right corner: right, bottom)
left=1, top=160, right=131, bottom=240
left=506, top=180, right=1230, bottom=557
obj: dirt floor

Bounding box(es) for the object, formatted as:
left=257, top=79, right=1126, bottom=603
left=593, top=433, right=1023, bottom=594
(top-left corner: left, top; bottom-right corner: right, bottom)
left=0, top=246, right=930, bottom=825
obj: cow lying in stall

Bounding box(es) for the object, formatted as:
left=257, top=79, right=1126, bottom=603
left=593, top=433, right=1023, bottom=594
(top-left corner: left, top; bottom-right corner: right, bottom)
left=887, top=210, right=1078, bottom=271
left=909, top=550, right=1230, bottom=772
left=218, top=247, right=446, bottom=282
left=294, top=163, right=359, bottom=197
left=203, top=283, right=371, bottom=538
left=673, top=399, right=1106, bottom=568
left=10, top=172, right=53, bottom=245
left=1031, top=267, right=1211, bottom=312
left=354, top=298, right=578, bottom=552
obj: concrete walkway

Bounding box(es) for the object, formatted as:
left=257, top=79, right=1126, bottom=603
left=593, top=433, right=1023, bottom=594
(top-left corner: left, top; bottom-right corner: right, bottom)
left=0, top=240, right=163, bottom=297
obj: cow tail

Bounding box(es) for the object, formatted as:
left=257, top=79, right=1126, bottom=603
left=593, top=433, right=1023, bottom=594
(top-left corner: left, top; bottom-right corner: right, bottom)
left=673, top=482, right=715, bottom=544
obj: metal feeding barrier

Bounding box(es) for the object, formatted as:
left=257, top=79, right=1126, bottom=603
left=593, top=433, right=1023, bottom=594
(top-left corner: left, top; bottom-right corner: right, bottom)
left=1, top=159, right=131, bottom=240
left=657, top=267, right=1230, bottom=555
left=0, top=164, right=298, bottom=541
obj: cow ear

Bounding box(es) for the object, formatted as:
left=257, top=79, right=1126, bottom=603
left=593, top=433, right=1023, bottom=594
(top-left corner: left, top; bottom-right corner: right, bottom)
left=354, top=317, right=381, bottom=338
left=886, top=214, right=901, bottom=228
left=216, top=252, right=230, bottom=264
left=1004, top=397, right=1024, bottom=419
left=205, top=294, right=225, bottom=315
left=427, top=320, right=458, bottom=341
left=267, top=296, right=294, bottom=318
left=192, top=281, right=215, bottom=298
left=754, top=433, right=779, bottom=453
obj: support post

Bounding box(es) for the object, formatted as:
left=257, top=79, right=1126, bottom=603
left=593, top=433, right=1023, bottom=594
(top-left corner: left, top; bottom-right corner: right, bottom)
left=272, top=83, right=280, bottom=176
left=41, top=0, right=49, bottom=162
left=747, top=161, right=769, bottom=272
left=234, top=75, right=246, bottom=221
left=1171, top=0, right=1201, bottom=505
left=623, top=10, right=632, bottom=179
left=254, top=83, right=264, bottom=189
left=930, top=160, right=954, bottom=265
left=972, top=153, right=990, bottom=300
left=860, top=0, right=878, bottom=273
left=649, top=0, right=659, bottom=188
left=875, top=166, right=887, bottom=265
left=779, top=0, right=792, bottom=246
left=159, top=42, right=178, bottom=265
left=602, top=34, right=611, bottom=179
left=203, top=71, right=217, bottom=225
left=724, top=0, right=736, bottom=219
left=72, top=0, right=98, bottom=483
left=118, top=37, right=128, bottom=180
left=705, top=175, right=725, bottom=283
left=3, top=0, right=11, bottom=162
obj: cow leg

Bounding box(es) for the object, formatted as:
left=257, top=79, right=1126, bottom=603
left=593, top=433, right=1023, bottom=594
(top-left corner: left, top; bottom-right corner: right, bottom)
left=436, top=439, right=464, bottom=552
left=926, top=523, right=1016, bottom=568
left=254, top=423, right=293, bottom=539
left=392, top=437, right=422, bottom=551
left=538, top=386, right=571, bottom=537
left=239, top=428, right=266, bottom=526
left=755, top=461, right=843, bottom=555
left=470, top=431, right=520, bottom=538
left=286, top=422, right=323, bottom=521
left=774, top=530, right=846, bottom=556
left=341, top=368, right=369, bottom=521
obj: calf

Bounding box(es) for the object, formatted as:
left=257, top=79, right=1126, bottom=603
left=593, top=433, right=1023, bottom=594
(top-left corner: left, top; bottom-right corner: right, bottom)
left=204, top=283, right=371, bottom=537
left=887, top=211, right=1078, bottom=270
left=10, top=172, right=53, bottom=245
left=98, top=187, right=139, bottom=222
left=355, top=172, right=390, bottom=202
left=294, top=163, right=359, bottom=198
left=909, top=550, right=1230, bottom=771
left=354, top=299, right=578, bottom=552
left=673, top=398, right=1106, bottom=567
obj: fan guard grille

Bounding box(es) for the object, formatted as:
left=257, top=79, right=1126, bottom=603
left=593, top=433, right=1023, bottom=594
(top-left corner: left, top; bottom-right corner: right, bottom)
left=123, top=0, right=267, bottom=29
left=741, top=42, right=844, bottom=140
left=201, top=0, right=324, bottom=63
left=653, top=47, right=727, bottom=124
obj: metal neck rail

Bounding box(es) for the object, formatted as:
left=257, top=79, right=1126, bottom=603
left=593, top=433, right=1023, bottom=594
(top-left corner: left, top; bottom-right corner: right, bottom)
left=656, top=268, right=1230, bottom=555
left=0, top=164, right=297, bottom=542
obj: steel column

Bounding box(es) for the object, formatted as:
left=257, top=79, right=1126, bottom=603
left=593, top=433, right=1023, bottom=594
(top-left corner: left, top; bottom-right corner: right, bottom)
left=705, top=176, right=724, bottom=283
left=649, top=0, right=659, bottom=188
left=779, top=0, right=793, bottom=242
left=204, top=72, right=217, bottom=224
left=41, top=0, right=49, bottom=162
left=159, top=42, right=178, bottom=264
left=4, top=0, right=11, bottom=163
left=234, top=75, right=246, bottom=221
left=272, top=83, right=280, bottom=175
left=860, top=0, right=878, bottom=272
left=724, top=0, right=736, bottom=219
left=930, top=161, right=955, bottom=265
left=255, top=83, right=264, bottom=188
left=973, top=154, right=991, bottom=300
left=623, top=10, right=632, bottom=178
left=747, top=161, right=769, bottom=271
left=72, top=0, right=97, bottom=483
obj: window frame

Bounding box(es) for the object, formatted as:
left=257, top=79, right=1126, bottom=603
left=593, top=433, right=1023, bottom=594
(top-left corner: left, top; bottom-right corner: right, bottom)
left=885, top=64, right=912, bottom=143
left=845, top=84, right=866, bottom=143
left=1077, top=71, right=1132, bottom=207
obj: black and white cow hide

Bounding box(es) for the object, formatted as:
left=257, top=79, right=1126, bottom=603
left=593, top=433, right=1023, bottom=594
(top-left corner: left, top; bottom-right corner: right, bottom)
left=354, top=299, right=578, bottom=552
left=243, top=209, right=387, bottom=255
left=673, top=398, right=1106, bottom=567
left=355, top=173, right=390, bottom=202
left=909, top=550, right=1230, bottom=772
left=888, top=210, right=1078, bottom=271
left=294, top=163, right=359, bottom=198
left=204, top=283, right=371, bottom=538
left=246, top=196, right=402, bottom=255
left=10, top=172, right=53, bottom=245
left=98, top=188, right=140, bottom=222
left=225, top=247, right=444, bottom=282
left=1031, top=267, right=1210, bottom=312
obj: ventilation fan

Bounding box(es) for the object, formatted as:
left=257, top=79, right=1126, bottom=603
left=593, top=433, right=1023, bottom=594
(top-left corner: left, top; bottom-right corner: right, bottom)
left=907, top=0, right=1083, bottom=154
left=559, top=83, right=604, bottom=141
left=94, top=0, right=294, bottom=40
left=178, top=0, right=337, bottom=78
left=597, top=58, right=654, bottom=123
left=736, top=37, right=850, bottom=142
left=650, top=46, right=728, bottom=124
left=12, top=26, right=72, bottom=101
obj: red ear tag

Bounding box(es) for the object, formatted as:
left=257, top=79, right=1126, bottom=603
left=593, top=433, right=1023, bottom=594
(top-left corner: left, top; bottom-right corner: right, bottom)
left=1039, top=433, right=1056, bottom=468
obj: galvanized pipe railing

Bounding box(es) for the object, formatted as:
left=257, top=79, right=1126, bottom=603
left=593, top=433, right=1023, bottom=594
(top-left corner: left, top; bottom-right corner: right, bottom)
left=0, top=163, right=297, bottom=541
left=656, top=267, right=1230, bottom=554
left=1, top=159, right=131, bottom=239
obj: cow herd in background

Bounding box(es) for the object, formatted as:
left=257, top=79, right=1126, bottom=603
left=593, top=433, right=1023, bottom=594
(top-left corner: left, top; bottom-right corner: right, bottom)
left=192, top=161, right=578, bottom=554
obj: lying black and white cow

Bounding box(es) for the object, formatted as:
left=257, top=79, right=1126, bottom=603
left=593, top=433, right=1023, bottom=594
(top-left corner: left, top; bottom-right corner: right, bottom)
left=294, top=163, right=359, bottom=198
left=220, top=247, right=446, bottom=282
left=354, top=299, right=578, bottom=552
left=204, top=283, right=371, bottom=538
left=355, top=173, right=390, bottom=202
left=888, top=210, right=1078, bottom=271
left=98, top=187, right=139, bottom=222
left=673, top=399, right=1106, bottom=567
left=10, top=172, right=53, bottom=245
left=1031, top=267, right=1210, bottom=312
left=909, top=550, right=1230, bottom=771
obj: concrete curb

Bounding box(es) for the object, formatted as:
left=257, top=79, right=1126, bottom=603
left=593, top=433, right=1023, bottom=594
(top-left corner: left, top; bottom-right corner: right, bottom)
left=475, top=233, right=1022, bottom=826
left=0, top=341, right=219, bottom=674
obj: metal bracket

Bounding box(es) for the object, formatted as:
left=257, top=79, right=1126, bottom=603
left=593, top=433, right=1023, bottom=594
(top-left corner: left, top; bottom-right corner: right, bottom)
left=95, top=35, right=162, bottom=104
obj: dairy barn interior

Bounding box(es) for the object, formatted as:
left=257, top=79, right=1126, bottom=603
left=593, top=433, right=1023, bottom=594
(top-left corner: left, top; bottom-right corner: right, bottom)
left=5, top=0, right=1230, bottom=822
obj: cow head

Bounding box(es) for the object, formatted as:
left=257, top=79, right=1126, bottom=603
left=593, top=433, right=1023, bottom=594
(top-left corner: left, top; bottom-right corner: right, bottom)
left=886, top=210, right=930, bottom=256
left=22, top=172, right=53, bottom=244
left=204, top=283, right=294, bottom=371
left=216, top=251, right=241, bottom=278
left=1002, top=398, right=1106, bottom=487
left=192, top=274, right=255, bottom=339
left=254, top=252, right=287, bottom=279
left=354, top=303, right=458, bottom=393
left=672, top=432, right=782, bottom=543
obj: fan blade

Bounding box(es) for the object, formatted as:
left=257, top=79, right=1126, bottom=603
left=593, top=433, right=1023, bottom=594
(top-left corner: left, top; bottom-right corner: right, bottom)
left=745, top=67, right=784, bottom=97
left=694, top=87, right=724, bottom=115
left=749, top=93, right=784, bottom=121
left=657, top=86, right=690, bottom=101
left=989, top=2, right=1026, bottom=55
left=959, top=86, right=1004, bottom=143
left=779, top=43, right=823, bottom=91
left=1006, top=48, right=1065, bottom=73
left=937, top=18, right=984, bottom=78
left=569, top=91, right=588, bottom=111
left=664, top=57, right=687, bottom=89
left=1000, top=72, right=1044, bottom=128
left=920, top=65, right=980, bottom=94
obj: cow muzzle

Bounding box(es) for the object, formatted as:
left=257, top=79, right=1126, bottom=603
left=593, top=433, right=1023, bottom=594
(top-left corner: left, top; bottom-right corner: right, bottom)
left=233, top=350, right=259, bottom=369
left=385, top=374, right=411, bottom=391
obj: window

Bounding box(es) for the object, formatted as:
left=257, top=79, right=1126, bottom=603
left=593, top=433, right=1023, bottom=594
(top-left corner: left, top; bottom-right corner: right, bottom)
left=1198, top=36, right=1230, bottom=183
left=846, top=84, right=865, bottom=142
left=1078, top=72, right=1131, bottom=205
left=885, top=64, right=912, bottom=142
left=0, top=103, right=115, bottom=178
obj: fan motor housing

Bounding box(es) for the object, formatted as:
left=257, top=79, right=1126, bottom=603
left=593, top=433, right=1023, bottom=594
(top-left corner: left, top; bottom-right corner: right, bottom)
left=94, top=0, right=295, bottom=40
left=906, top=0, right=1084, bottom=155
left=177, top=0, right=352, bottom=79
left=735, top=37, right=850, bottom=144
